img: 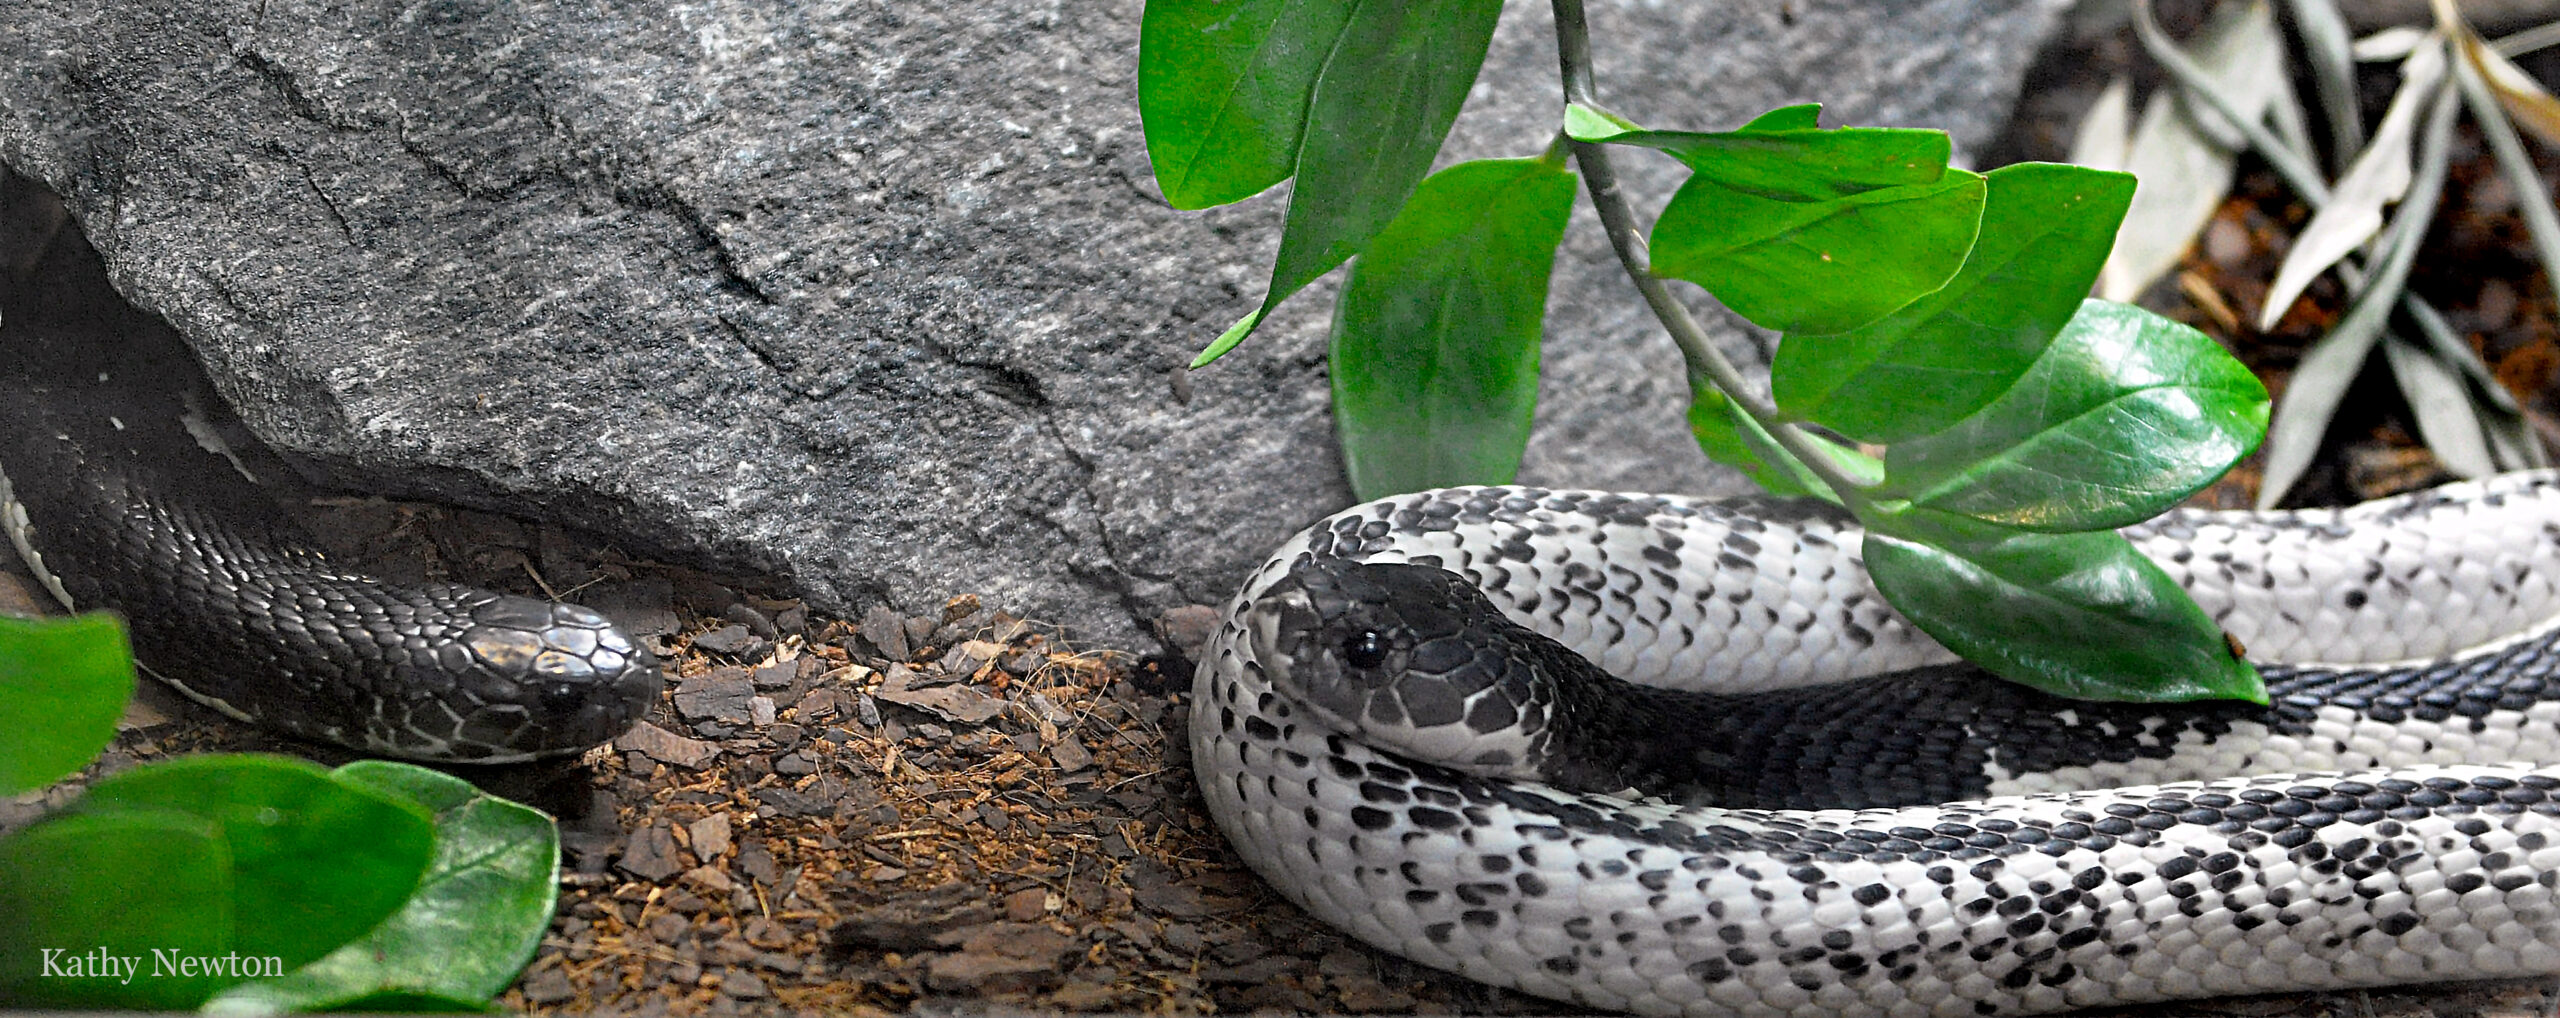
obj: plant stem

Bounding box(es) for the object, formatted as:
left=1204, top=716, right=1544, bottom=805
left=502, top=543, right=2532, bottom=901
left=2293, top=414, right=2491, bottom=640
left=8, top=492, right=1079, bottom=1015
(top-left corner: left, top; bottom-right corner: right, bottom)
left=1547, top=0, right=1872, bottom=500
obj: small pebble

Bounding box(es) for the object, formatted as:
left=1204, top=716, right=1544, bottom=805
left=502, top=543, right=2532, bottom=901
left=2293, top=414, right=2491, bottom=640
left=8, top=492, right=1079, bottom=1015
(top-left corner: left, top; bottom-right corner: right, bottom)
left=693, top=624, right=757, bottom=656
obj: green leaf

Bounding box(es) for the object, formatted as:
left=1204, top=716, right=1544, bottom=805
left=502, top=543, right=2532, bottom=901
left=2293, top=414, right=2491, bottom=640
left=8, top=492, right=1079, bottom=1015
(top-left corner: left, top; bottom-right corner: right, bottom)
left=312, top=989, right=495, bottom=1013
left=1879, top=300, right=2269, bottom=531
left=0, top=808, right=234, bottom=1009
left=1686, top=382, right=1879, bottom=501
left=1189, top=307, right=1262, bottom=369
left=1331, top=158, right=1576, bottom=500
left=1687, top=385, right=1821, bottom=498
left=78, top=755, right=436, bottom=973
left=1775, top=163, right=2138, bottom=443
left=1739, top=103, right=1824, bottom=132
left=1139, top=0, right=1358, bottom=210
left=1190, top=0, right=1504, bottom=360
left=1565, top=102, right=1951, bottom=200
left=0, top=613, right=134, bottom=794
left=204, top=762, right=561, bottom=1014
left=1861, top=507, right=2265, bottom=703
left=1652, top=169, right=1986, bottom=334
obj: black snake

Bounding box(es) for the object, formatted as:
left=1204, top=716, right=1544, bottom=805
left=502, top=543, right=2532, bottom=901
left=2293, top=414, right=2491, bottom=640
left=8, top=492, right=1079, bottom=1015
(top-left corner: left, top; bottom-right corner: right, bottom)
left=0, top=204, right=659, bottom=763
left=1194, top=478, right=2560, bottom=1015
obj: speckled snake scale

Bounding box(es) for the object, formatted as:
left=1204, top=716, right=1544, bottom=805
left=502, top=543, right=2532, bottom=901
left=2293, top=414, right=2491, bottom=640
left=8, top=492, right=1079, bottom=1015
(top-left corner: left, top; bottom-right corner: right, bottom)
left=1194, top=472, right=2560, bottom=1016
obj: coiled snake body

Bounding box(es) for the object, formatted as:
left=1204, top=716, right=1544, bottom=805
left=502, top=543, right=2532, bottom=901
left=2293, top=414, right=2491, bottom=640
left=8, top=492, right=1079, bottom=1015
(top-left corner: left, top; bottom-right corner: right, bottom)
left=1194, top=475, right=2560, bottom=1015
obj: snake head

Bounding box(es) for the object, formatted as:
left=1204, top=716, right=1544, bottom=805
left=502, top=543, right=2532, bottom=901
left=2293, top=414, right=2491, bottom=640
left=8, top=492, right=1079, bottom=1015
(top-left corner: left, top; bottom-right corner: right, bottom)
left=1245, top=557, right=1551, bottom=779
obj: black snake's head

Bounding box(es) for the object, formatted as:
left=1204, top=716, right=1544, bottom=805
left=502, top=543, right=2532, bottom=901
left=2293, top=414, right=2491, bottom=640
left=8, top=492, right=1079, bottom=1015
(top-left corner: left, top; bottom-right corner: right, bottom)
left=1245, top=557, right=1553, bottom=779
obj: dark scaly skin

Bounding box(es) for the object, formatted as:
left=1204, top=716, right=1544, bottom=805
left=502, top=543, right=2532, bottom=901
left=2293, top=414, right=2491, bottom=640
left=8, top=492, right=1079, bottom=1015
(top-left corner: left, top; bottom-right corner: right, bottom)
left=0, top=370, right=662, bottom=762
left=0, top=186, right=659, bottom=762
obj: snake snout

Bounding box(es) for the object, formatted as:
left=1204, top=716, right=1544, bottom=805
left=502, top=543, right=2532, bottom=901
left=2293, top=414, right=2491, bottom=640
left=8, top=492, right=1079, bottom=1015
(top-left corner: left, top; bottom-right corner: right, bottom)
left=1248, top=557, right=1552, bottom=778
left=431, top=594, right=664, bottom=758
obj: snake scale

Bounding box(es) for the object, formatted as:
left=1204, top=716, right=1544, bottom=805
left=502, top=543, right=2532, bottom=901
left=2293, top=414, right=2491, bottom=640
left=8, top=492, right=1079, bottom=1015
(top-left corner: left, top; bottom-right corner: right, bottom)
left=1194, top=473, right=2560, bottom=1016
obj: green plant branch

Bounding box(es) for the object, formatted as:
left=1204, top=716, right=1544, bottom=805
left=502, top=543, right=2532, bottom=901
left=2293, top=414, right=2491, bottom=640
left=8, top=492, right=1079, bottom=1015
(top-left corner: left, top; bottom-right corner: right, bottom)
left=1547, top=0, right=1874, bottom=502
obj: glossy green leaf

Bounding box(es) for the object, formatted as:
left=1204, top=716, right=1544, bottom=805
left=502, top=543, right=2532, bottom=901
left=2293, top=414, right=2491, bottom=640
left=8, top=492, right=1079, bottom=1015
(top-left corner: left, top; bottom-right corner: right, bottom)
left=79, top=755, right=436, bottom=972
left=1862, top=508, right=2265, bottom=703
left=1739, top=104, right=1824, bottom=132
left=1565, top=102, right=1950, bottom=200
left=312, top=989, right=494, bottom=1013
left=1189, top=307, right=1262, bottom=369
left=1193, top=0, right=1503, bottom=361
left=0, top=808, right=233, bottom=1009
left=0, top=613, right=134, bottom=794
left=1880, top=300, right=2268, bottom=531
left=1651, top=169, right=1985, bottom=334
left=205, top=762, right=561, bottom=1014
left=1140, top=0, right=1360, bottom=210
left=1688, top=384, right=1824, bottom=498
left=1332, top=158, right=1576, bottom=499
left=1775, top=164, right=2137, bottom=443
left=1687, top=382, right=1879, bottom=501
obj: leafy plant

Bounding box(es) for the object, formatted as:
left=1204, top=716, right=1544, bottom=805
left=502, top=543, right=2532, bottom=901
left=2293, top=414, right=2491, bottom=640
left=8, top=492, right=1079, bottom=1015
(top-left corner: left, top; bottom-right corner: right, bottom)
left=0, top=613, right=561, bottom=1013
left=2081, top=0, right=2560, bottom=506
left=1140, top=0, right=2273, bottom=703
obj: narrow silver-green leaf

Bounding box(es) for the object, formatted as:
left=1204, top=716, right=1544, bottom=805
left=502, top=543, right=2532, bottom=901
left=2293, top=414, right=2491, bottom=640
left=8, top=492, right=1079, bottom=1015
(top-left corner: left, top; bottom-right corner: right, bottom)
left=2403, top=297, right=2548, bottom=467
left=2456, top=47, right=2560, bottom=353
left=2068, top=77, right=2135, bottom=171
left=1331, top=158, right=1577, bottom=499
left=2259, top=39, right=2446, bottom=330
left=2445, top=0, right=2560, bottom=145
left=2288, top=0, right=2366, bottom=169
left=2103, top=0, right=2290, bottom=299
left=2381, top=333, right=2497, bottom=478
left=1774, top=164, right=2136, bottom=443
left=2259, top=77, right=2461, bottom=507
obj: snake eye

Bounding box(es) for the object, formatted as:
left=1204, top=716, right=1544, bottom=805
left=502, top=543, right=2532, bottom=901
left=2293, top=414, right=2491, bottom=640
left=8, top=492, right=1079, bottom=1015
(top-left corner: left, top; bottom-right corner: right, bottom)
left=1341, top=630, right=1389, bottom=669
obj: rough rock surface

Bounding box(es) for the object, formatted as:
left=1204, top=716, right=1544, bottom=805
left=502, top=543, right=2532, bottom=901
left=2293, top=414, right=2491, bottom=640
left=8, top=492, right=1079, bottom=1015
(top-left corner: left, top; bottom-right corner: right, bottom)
left=0, top=0, right=2067, bottom=647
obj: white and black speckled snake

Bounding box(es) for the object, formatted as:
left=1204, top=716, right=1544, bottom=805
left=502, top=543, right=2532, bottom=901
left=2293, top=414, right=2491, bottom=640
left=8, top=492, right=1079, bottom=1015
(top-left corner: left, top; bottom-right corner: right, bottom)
left=1194, top=474, right=2560, bottom=1016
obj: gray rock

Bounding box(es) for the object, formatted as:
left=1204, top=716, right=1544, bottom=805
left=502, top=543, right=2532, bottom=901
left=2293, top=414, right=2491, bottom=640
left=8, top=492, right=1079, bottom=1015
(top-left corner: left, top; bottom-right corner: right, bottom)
left=613, top=720, right=722, bottom=770
left=856, top=604, right=910, bottom=661
left=0, top=0, right=2067, bottom=649
left=672, top=669, right=757, bottom=724
left=617, top=823, right=684, bottom=882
